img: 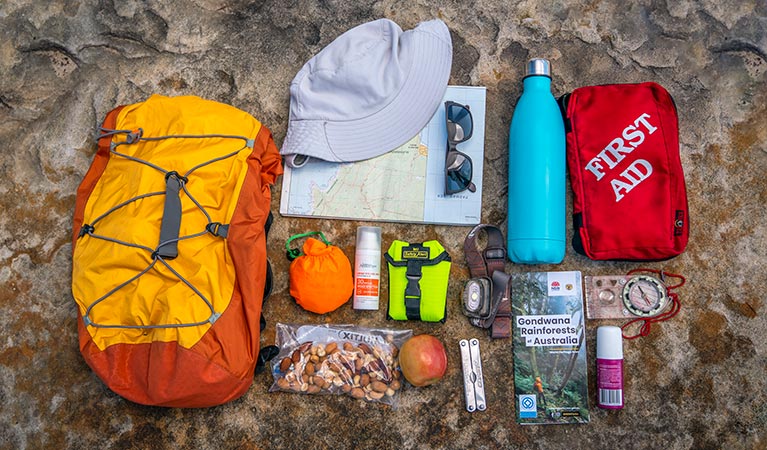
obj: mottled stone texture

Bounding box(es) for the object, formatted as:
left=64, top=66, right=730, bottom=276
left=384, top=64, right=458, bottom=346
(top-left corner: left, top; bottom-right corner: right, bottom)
left=0, top=1, right=765, bottom=449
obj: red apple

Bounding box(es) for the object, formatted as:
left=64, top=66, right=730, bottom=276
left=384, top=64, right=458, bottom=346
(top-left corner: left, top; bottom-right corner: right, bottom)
left=398, top=334, right=448, bottom=387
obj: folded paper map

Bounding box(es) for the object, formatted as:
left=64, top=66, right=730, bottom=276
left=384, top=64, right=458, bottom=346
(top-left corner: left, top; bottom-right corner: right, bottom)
left=279, top=86, right=486, bottom=226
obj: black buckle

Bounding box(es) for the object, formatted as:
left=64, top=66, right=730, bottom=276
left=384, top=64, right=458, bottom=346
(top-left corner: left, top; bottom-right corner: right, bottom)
left=405, top=262, right=423, bottom=299
left=404, top=261, right=423, bottom=320
left=405, top=274, right=422, bottom=299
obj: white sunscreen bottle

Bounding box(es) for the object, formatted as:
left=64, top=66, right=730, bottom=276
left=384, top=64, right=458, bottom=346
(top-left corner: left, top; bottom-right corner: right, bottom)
left=353, top=226, right=382, bottom=310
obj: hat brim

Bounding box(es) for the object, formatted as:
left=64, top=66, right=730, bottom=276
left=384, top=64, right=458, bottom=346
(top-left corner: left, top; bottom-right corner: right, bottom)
left=281, top=21, right=452, bottom=164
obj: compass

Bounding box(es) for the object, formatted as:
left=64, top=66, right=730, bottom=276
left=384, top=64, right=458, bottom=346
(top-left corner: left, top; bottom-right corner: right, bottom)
left=621, top=275, right=668, bottom=317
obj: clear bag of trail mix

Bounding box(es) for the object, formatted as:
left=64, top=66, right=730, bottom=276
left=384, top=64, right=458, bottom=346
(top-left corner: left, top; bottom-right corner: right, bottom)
left=269, top=323, right=412, bottom=406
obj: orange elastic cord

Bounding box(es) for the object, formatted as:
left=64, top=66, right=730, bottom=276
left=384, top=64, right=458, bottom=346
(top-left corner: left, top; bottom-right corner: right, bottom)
left=621, top=269, right=686, bottom=340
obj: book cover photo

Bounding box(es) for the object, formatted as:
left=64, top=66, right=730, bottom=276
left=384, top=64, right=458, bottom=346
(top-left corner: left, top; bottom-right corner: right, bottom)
left=512, top=271, right=590, bottom=425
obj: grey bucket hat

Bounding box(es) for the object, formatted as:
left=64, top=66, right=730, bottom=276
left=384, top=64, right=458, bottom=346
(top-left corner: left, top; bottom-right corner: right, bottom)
left=280, top=18, right=453, bottom=168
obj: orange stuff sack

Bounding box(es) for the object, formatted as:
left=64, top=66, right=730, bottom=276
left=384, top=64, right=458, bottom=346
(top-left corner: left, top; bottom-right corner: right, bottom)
left=287, top=232, right=353, bottom=314
left=71, top=95, right=283, bottom=407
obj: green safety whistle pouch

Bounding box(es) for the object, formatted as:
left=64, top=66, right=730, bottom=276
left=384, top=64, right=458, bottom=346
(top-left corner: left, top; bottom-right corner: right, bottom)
left=385, top=240, right=451, bottom=322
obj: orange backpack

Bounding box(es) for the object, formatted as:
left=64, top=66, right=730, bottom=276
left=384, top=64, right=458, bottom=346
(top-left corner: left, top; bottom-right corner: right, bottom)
left=71, top=95, right=282, bottom=407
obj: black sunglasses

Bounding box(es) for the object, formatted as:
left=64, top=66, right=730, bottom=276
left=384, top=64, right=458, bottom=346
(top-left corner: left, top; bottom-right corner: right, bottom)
left=445, top=101, right=476, bottom=195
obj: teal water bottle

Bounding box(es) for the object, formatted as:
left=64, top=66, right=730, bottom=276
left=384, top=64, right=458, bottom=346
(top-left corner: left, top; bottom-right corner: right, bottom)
left=507, top=58, right=566, bottom=264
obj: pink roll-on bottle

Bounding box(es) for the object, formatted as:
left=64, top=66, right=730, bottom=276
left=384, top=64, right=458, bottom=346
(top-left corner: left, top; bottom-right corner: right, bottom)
left=596, top=326, right=624, bottom=409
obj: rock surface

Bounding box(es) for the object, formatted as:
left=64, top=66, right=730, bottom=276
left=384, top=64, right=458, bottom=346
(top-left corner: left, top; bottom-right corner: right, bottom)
left=1, top=1, right=765, bottom=449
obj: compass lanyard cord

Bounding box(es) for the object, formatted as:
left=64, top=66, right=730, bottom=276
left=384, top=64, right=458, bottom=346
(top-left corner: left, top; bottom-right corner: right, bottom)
left=622, top=268, right=686, bottom=340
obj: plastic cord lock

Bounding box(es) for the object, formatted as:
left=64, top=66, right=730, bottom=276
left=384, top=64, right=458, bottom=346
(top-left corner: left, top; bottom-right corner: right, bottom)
left=125, top=128, right=143, bottom=144
left=79, top=224, right=94, bottom=238
left=206, top=222, right=229, bottom=238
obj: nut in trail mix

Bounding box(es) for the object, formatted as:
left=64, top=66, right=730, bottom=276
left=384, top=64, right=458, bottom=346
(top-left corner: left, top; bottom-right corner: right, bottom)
left=269, top=324, right=412, bottom=406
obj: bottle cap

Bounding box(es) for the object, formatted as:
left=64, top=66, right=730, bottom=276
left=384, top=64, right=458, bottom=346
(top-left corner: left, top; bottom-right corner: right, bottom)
left=526, top=58, right=551, bottom=77
left=356, top=226, right=381, bottom=250
left=596, top=326, right=623, bottom=359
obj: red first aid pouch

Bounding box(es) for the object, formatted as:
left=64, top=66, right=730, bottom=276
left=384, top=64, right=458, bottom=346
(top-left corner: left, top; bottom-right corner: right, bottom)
left=559, top=82, right=689, bottom=260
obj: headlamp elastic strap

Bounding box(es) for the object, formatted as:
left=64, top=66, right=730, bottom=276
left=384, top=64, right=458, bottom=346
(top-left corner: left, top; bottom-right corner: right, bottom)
left=463, top=224, right=511, bottom=338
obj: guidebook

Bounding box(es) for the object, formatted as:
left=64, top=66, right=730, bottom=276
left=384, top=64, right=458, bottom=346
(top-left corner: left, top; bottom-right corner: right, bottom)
left=279, top=86, right=486, bottom=226
left=512, top=271, right=589, bottom=425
